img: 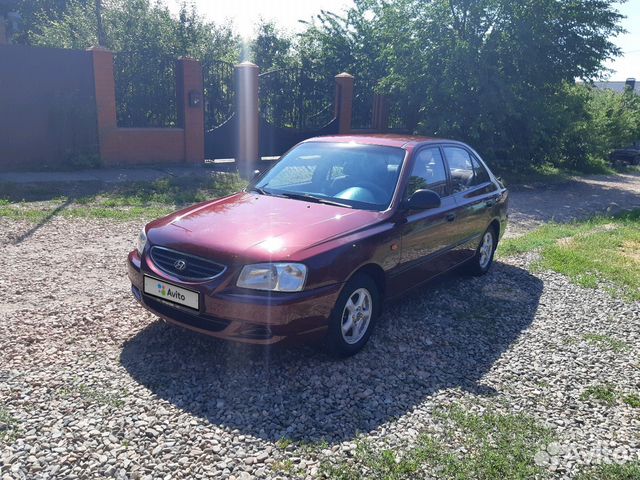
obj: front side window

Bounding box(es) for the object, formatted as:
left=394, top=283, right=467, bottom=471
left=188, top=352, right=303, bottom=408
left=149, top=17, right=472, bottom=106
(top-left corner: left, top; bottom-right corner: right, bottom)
left=406, top=147, right=448, bottom=198
left=254, top=142, right=406, bottom=210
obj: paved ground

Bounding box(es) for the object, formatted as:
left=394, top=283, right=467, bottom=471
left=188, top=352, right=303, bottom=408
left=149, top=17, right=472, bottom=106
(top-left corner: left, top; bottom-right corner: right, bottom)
left=0, top=172, right=639, bottom=479
left=506, top=170, right=640, bottom=237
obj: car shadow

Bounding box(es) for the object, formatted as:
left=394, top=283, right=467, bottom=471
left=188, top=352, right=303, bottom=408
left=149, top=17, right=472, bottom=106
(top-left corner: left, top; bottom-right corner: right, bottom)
left=120, top=261, right=542, bottom=444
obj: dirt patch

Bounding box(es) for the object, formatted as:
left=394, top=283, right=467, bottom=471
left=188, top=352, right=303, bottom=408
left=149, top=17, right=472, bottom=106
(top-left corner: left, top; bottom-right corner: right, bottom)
left=620, top=240, right=640, bottom=264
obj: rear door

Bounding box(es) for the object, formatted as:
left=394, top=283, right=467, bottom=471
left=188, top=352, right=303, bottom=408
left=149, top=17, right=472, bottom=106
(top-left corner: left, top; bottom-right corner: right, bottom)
left=442, top=145, right=499, bottom=261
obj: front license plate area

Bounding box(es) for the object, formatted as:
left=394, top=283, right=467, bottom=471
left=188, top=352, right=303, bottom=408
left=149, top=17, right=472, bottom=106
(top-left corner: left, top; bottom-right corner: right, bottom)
left=143, top=275, right=200, bottom=311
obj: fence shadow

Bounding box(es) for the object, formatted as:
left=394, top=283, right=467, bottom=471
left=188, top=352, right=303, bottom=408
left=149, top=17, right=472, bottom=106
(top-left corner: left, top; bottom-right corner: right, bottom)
left=10, top=197, right=74, bottom=245
left=120, top=261, right=542, bottom=444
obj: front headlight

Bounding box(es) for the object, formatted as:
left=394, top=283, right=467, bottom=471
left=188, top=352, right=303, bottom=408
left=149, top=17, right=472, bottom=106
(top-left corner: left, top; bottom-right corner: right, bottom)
left=136, top=227, right=147, bottom=255
left=237, top=263, right=307, bottom=292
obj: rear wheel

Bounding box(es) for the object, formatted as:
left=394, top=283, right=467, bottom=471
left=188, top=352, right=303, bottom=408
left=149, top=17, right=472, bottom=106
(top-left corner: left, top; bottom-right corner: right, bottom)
left=326, top=273, right=379, bottom=357
left=466, top=226, right=497, bottom=276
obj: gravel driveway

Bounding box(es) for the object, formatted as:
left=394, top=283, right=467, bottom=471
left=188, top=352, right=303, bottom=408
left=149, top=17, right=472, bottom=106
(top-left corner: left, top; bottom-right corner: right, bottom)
left=1, top=172, right=639, bottom=479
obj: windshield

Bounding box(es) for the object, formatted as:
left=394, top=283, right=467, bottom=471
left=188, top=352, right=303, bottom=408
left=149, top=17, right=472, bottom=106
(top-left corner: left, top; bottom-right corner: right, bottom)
left=253, top=142, right=406, bottom=211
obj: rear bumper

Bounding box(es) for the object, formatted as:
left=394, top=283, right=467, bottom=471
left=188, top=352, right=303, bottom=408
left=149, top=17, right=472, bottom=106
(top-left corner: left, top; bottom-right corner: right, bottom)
left=127, top=250, right=342, bottom=344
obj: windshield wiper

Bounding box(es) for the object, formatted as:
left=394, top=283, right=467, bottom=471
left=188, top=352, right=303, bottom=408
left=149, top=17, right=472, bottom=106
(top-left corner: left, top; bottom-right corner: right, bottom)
left=248, top=186, right=269, bottom=195
left=279, top=192, right=352, bottom=208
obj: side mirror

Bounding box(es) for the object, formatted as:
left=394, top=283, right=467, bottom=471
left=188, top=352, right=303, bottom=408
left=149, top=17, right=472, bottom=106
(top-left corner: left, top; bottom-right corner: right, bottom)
left=406, top=189, right=441, bottom=210
left=252, top=169, right=261, bottom=179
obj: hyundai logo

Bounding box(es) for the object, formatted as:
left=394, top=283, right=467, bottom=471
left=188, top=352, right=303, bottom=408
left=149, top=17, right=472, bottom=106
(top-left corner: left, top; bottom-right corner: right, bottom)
left=174, top=259, right=187, bottom=271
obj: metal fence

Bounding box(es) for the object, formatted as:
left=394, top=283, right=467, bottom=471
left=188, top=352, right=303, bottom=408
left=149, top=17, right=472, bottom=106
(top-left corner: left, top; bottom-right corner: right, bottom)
left=258, top=67, right=334, bottom=130
left=388, top=98, right=409, bottom=131
left=202, top=59, right=235, bottom=130
left=113, top=51, right=177, bottom=128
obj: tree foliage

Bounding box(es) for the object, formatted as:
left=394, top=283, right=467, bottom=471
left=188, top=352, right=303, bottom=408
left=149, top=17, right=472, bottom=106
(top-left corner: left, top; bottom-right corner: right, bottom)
left=294, top=0, right=626, bottom=171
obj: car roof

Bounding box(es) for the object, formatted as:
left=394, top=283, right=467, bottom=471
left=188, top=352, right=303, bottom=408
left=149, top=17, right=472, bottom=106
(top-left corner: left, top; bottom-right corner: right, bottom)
left=302, top=133, right=456, bottom=149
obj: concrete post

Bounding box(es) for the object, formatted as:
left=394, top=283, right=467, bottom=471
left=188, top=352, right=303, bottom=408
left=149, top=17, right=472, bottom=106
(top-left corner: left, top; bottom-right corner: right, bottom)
left=334, top=73, right=354, bottom=134
left=88, top=46, right=117, bottom=164
left=234, top=61, right=259, bottom=178
left=177, top=57, right=204, bottom=164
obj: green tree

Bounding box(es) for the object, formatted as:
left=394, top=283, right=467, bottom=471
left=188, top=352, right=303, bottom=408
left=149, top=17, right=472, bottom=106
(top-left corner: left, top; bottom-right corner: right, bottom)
left=25, top=0, right=240, bottom=127
left=251, top=21, right=294, bottom=71
left=295, top=0, right=625, bottom=171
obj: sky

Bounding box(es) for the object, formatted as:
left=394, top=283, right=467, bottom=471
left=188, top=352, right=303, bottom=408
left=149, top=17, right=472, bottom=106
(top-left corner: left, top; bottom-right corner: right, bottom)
left=168, top=0, right=638, bottom=80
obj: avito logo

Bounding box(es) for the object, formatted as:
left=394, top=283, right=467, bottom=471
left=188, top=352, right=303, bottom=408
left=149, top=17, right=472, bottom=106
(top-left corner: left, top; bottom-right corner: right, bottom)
left=166, top=288, right=186, bottom=301
left=156, top=283, right=186, bottom=301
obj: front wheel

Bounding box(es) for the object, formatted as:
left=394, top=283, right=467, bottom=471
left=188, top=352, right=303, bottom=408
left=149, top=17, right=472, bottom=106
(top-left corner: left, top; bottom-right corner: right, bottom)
left=326, top=273, right=379, bottom=357
left=466, top=227, right=497, bottom=276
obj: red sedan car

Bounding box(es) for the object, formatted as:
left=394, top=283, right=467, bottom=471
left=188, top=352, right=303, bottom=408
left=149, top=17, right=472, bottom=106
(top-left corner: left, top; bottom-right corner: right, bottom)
left=128, top=135, right=508, bottom=356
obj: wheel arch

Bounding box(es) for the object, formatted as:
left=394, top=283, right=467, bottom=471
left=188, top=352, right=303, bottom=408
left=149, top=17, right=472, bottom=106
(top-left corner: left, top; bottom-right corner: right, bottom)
left=345, top=262, right=387, bottom=302
left=489, top=218, right=501, bottom=239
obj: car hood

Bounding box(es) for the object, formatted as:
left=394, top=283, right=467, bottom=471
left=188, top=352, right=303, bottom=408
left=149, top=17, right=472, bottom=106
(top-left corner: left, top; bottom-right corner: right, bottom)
left=146, top=192, right=383, bottom=263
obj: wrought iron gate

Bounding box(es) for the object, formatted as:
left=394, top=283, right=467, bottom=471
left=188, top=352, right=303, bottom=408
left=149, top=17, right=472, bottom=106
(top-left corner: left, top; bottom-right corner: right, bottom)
left=202, top=60, right=236, bottom=160
left=258, top=67, right=338, bottom=158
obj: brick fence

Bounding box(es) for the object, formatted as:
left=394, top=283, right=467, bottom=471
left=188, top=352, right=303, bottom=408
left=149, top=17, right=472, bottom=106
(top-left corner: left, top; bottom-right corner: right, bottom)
left=0, top=44, right=391, bottom=171
left=89, top=47, right=204, bottom=167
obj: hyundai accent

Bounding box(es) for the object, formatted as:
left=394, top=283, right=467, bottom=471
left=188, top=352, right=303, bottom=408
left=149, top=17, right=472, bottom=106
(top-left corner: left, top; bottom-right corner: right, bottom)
left=127, top=135, right=508, bottom=356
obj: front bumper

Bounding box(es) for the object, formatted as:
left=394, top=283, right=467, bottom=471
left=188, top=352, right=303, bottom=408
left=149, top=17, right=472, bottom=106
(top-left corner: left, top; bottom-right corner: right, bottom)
left=127, top=250, right=342, bottom=345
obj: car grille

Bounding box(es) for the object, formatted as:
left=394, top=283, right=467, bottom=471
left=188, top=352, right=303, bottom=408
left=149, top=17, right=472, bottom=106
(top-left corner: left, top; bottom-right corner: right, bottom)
left=149, top=246, right=226, bottom=280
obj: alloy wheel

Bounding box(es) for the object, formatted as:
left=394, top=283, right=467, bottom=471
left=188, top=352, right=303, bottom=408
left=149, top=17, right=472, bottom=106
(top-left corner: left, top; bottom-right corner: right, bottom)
left=341, top=288, right=373, bottom=344
left=478, top=231, right=494, bottom=269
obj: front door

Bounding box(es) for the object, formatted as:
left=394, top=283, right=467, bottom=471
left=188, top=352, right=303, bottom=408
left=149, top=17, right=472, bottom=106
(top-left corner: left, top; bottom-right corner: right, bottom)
left=389, top=146, right=461, bottom=295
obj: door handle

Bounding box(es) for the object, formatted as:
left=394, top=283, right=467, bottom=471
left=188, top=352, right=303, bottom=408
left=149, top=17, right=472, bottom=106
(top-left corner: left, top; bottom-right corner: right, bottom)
left=446, top=213, right=456, bottom=222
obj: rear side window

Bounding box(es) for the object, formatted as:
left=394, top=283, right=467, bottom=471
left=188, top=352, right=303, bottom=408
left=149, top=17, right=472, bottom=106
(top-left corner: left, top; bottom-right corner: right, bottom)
left=443, top=146, right=492, bottom=192
left=471, top=155, right=491, bottom=184
left=443, top=146, right=474, bottom=193
left=406, top=147, right=448, bottom=197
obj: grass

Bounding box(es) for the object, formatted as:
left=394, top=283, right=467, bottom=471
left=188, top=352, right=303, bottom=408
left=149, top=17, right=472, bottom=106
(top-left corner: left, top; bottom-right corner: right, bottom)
left=580, top=385, right=617, bottom=406
left=498, top=210, right=640, bottom=301
left=0, top=173, right=247, bottom=222
left=497, top=163, right=574, bottom=187
left=0, top=407, right=19, bottom=443
left=582, top=334, right=630, bottom=353
left=579, top=385, right=640, bottom=408
left=577, top=462, right=640, bottom=480
left=622, top=394, right=640, bottom=408
left=321, top=406, right=554, bottom=480
left=59, top=383, right=126, bottom=409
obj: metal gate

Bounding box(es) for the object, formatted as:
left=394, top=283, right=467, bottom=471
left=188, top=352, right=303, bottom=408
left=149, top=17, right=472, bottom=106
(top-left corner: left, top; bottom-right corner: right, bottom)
left=202, top=60, right=236, bottom=160
left=258, top=67, right=339, bottom=158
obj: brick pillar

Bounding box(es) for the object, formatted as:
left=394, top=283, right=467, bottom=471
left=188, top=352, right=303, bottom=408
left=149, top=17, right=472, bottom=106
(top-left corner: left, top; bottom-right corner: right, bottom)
left=88, top=46, right=117, bottom=163
left=334, top=73, right=354, bottom=134
left=372, top=93, right=390, bottom=131
left=235, top=61, right=259, bottom=178
left=177, top=57, right=204, bottom=164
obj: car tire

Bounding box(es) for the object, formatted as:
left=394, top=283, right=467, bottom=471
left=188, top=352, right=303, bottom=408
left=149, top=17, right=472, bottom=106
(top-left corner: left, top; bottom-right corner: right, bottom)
left=326, top=273, right=379, bottom=357
left=466, top=226, right=498, bottom=276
